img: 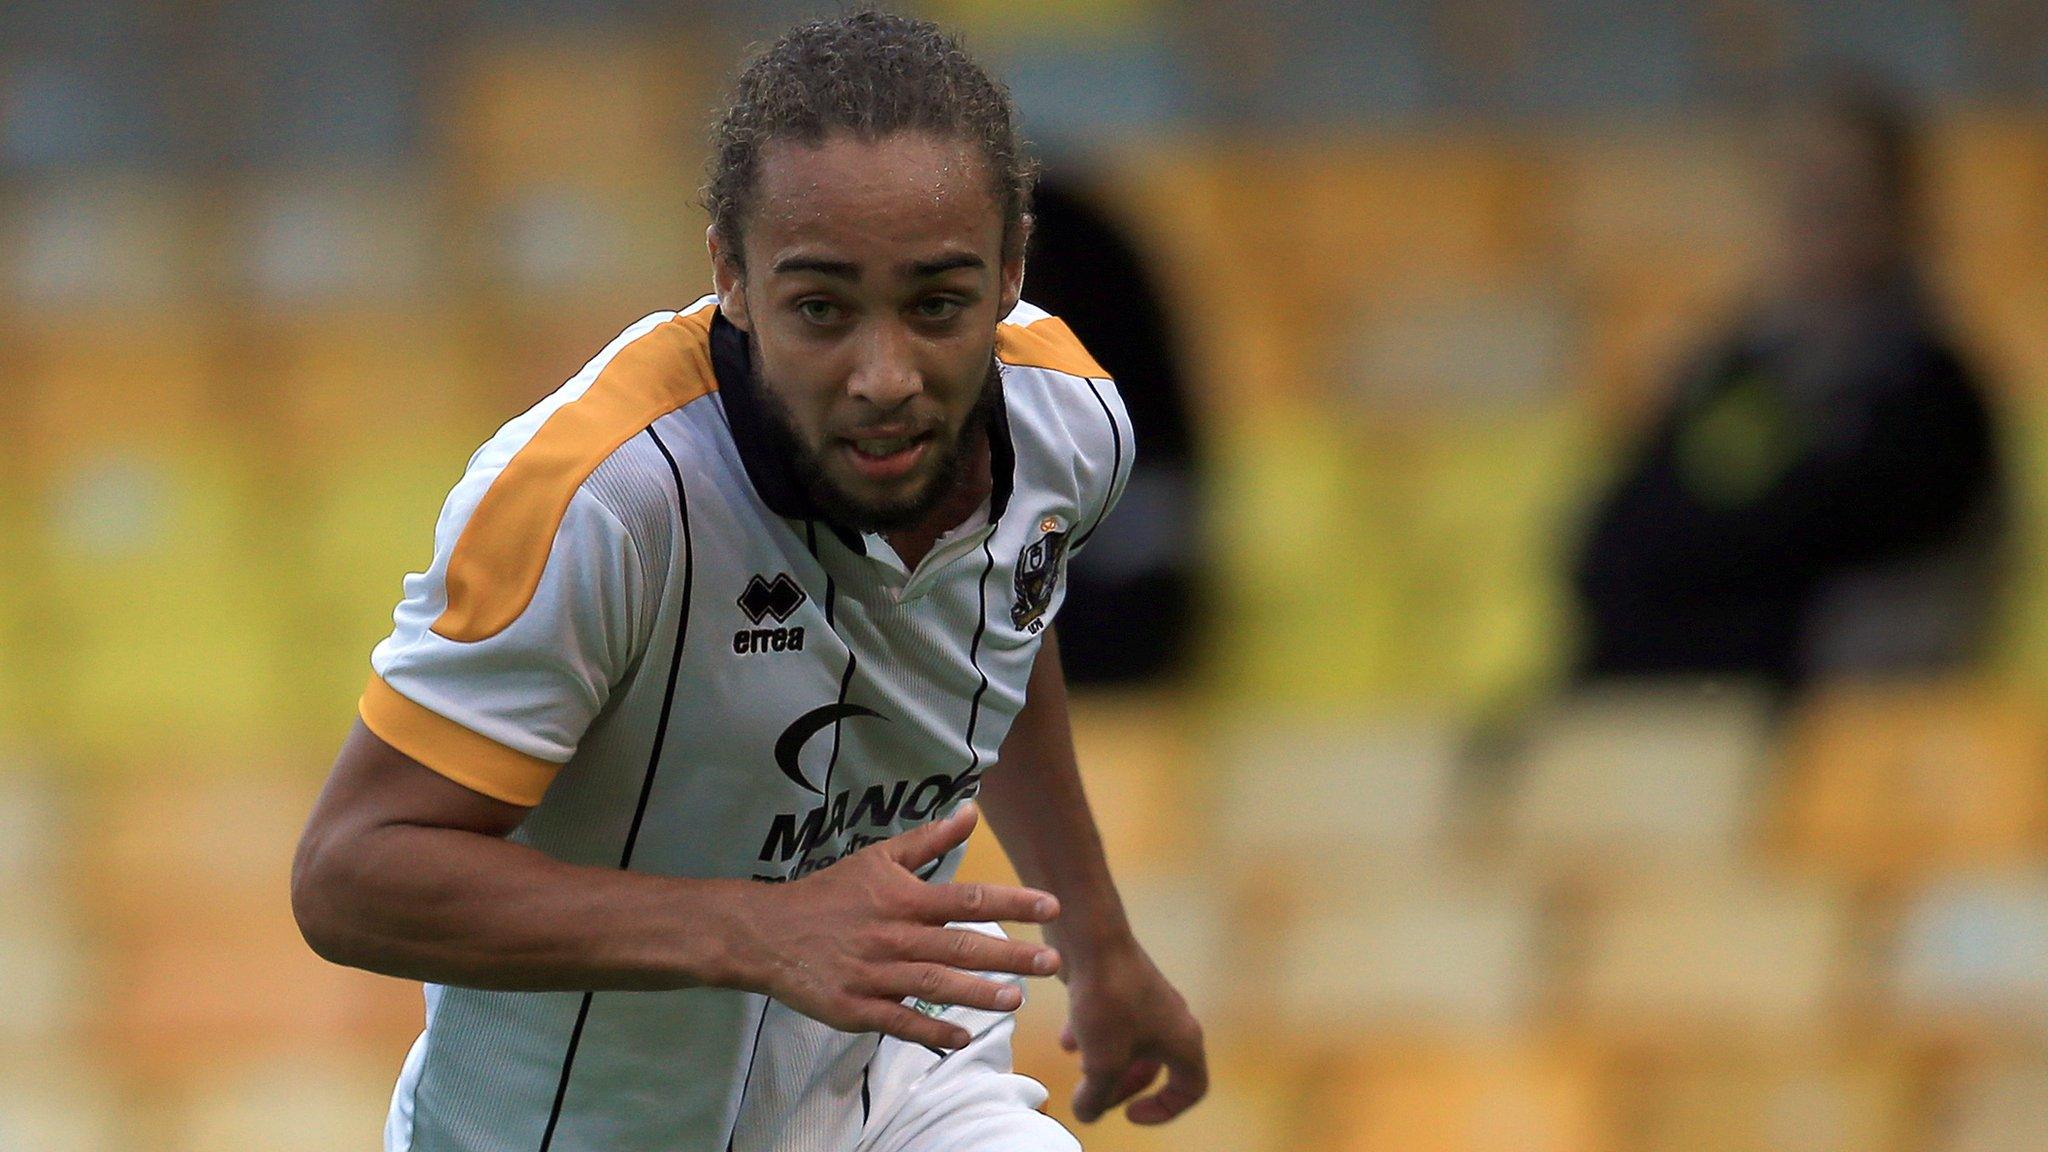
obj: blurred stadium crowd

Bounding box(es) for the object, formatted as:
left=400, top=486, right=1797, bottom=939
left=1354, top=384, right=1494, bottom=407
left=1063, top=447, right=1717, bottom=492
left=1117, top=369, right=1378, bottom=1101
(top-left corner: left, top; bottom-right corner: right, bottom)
left=4, top=1, right=2048, bottom=1149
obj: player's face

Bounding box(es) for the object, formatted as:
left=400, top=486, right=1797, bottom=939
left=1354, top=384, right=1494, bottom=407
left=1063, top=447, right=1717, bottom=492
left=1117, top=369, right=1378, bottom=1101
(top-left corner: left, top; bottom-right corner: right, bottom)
left=711, top=130, right=1023, bottom=532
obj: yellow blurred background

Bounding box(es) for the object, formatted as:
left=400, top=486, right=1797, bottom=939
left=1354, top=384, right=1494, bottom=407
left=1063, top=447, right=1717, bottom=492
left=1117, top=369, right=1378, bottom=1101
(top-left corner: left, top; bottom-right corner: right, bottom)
left=4, top=1, right=2048, bottom=1149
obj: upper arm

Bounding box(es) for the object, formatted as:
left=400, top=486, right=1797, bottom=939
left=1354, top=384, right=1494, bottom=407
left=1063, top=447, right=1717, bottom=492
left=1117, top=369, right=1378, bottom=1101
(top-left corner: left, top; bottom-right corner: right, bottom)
left=292, top=720, right=531, bottom=925
left=308, top=720, right=531, bottom=845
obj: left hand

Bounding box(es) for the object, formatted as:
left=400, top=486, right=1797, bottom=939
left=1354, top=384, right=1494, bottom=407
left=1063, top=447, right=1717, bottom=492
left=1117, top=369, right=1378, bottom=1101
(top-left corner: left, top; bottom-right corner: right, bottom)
left=1059, top=939, right=1207, bottom=1125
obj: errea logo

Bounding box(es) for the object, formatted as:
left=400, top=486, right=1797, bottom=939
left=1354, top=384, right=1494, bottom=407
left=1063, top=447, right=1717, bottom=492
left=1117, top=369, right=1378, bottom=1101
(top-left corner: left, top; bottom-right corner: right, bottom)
left=739, top=573, right=806, bottom=623
left=735, top=573, right=808, bottom=655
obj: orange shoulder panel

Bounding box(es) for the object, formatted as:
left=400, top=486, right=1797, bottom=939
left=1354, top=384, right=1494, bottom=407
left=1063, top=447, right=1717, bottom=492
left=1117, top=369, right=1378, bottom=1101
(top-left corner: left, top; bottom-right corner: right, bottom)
left=433, top=308, right=718, bottom=643
left=997, top=313, right=1108, bottom=380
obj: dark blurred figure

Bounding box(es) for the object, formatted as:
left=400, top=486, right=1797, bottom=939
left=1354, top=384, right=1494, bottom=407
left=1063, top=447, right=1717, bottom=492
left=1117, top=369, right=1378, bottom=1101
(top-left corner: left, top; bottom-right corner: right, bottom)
left=1026, top=172, right=1205, bottom=686
left=1571, top=78, right=2009, bottom=693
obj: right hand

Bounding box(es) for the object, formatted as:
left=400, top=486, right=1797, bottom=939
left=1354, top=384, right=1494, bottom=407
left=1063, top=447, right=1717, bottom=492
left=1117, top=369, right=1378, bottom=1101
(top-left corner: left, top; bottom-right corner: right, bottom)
left=743, top=803, right=1062, bottom=1049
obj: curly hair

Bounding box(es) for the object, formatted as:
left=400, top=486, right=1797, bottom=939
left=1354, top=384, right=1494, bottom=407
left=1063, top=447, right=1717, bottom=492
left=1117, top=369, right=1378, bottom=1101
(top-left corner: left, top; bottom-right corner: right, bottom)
left=702, top=9, right=1036, bottom=268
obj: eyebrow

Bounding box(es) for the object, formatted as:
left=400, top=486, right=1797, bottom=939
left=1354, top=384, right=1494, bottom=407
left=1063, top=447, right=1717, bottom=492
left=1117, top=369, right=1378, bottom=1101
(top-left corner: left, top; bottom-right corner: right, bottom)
left=767, top=252, right=988, bottom=279
left=770, top=256, right=861, bottom=278
left=908, top=253, right=986, bottom=277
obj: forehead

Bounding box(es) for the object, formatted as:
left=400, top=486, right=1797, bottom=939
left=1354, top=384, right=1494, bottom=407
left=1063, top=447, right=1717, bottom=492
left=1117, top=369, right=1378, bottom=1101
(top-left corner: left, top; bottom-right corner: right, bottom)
left=746, top=130, right=1004, bottom=268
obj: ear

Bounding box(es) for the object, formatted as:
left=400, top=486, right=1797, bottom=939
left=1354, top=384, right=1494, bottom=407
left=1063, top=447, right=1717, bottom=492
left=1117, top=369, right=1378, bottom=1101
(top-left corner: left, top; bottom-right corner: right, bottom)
left=707, top=225, right=752, bottom=332
left=998, top=213, right=1033, bottom=319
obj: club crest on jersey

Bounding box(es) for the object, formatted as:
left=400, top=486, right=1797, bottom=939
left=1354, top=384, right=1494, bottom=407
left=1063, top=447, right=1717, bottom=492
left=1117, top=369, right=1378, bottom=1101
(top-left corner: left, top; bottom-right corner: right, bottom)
left=735, top=573, right=807, bottom=654
left=1011, top=516, right=1069, bottom=633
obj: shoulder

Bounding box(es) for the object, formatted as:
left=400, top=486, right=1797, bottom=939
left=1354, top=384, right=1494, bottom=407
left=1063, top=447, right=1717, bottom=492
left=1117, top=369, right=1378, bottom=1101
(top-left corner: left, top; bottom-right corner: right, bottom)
left=996, top=301, right=1124, bottom=434
left=995, top=301, right=1134, bottom=536
left=997, top=300, right=1109, bottom=381
left=997, top=298, right=1131, bottom=456
left=463, top=298, right=721, bottom=483
left=433, top=299, right=723, bottom=642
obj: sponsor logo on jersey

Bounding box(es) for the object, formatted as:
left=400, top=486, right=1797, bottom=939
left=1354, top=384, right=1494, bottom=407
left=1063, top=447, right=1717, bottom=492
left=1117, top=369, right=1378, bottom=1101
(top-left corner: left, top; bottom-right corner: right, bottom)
left=755, top=701, right=982, bottom=878
left=774, top=702, right=884, bottom=795
left=1010, top=516, right=1069, bottom=633
left=736, top=572, right=808, bottom=654
left=755, top=769, right=981, bottom=877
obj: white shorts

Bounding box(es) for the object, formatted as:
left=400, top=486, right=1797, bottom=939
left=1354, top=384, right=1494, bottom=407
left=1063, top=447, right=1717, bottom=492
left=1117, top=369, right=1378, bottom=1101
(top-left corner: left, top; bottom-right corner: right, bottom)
left=384, top=933, right=1078, bottom=1152
left=854, top=968, right=1078, bottom=1152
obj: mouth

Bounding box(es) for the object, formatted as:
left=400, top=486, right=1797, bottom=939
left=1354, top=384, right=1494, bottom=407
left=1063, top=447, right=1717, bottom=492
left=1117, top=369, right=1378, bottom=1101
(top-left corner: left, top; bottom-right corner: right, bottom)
left=839, top=431, right=934, bottom=482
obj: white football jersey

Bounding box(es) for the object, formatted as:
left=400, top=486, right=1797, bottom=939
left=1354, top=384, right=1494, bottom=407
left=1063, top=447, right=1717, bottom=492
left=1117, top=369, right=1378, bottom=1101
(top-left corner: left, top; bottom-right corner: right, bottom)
left=360, top=295, right=1132, bottom=1152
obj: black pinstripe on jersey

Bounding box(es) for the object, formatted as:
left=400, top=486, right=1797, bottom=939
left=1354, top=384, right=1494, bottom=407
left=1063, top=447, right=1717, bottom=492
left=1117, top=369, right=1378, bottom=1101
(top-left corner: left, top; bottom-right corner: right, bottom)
left=1070, top=377, right=1122, bottom=552
left=538, top=425, right=695, bottom=1152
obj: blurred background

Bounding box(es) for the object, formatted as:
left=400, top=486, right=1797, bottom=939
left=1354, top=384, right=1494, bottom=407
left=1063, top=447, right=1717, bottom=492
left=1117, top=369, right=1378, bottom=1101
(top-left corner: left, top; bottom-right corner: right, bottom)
left=5, top=1, right=2048, bottom=1149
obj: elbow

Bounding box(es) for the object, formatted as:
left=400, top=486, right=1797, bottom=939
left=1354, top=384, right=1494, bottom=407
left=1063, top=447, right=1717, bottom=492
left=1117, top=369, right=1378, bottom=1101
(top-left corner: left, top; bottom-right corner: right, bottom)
left=290, top=832, right=362, bottom=968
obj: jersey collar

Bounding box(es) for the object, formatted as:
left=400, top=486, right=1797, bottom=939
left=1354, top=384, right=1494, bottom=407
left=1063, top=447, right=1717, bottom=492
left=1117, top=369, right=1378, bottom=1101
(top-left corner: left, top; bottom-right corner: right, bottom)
left=709, top=308, right=1016, bottom=550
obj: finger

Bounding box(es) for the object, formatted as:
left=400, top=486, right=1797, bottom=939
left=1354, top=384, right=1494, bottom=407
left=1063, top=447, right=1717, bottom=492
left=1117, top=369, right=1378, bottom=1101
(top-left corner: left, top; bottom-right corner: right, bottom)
left=923, top=880, right=1060, bottom=925
left=856, top=1001, right=973, bottom=1051
left=882, top=802, right=979, bottom=871
left=869, top=964, right=1024, bottom=1013
left=1125, top=1050, right=1209, bottom=1126
left=899, top=926, right=1059, bottom=978
left=1070, top=1053, right=1134, bottom=1124
left=1059, top=1023, right=1078, bottom=1052
left=1106, top=1060, right=1162, bottom=1112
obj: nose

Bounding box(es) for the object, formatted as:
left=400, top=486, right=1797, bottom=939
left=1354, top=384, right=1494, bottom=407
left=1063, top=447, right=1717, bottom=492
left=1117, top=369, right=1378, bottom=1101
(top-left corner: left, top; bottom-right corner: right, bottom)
left=846, top=321, right=921, bottom=409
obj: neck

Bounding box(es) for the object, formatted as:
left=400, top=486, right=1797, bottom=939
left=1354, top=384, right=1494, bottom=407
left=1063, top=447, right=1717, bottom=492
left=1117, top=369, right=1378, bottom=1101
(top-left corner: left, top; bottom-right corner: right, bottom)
left=882, top=428, right=993, bottom=569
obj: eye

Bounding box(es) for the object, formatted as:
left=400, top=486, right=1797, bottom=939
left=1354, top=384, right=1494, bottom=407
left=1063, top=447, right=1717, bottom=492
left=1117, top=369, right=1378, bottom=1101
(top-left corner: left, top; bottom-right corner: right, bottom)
left=913, top=296, right=964, bottom=322
left=796, top=299, right=840, bottom=325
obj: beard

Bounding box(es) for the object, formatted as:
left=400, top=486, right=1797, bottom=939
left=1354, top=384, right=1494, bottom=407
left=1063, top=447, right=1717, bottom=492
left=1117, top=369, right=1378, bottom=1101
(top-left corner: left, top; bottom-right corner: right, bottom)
left=749, top=341, right=1004, bottom=534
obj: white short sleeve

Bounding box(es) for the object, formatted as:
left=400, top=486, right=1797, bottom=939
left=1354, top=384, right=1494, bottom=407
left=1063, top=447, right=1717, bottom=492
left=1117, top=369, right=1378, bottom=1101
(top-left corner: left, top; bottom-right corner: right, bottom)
left=363, top=478, right=644, bottom=806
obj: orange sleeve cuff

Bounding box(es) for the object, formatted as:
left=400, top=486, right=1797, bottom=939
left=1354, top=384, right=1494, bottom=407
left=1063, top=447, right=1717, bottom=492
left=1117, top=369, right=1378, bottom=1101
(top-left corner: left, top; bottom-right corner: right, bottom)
left=359, top=675, right=561, bottom=807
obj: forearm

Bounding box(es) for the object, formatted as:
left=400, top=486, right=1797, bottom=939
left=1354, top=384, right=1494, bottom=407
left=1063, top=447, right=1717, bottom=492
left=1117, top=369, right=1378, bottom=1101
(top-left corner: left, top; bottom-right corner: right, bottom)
left=294, top=823, right=762, bottom=992
left=978, top=628, right=1137, bottom=969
